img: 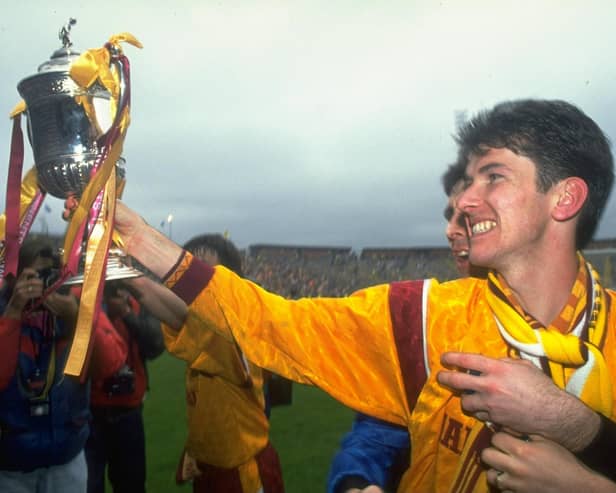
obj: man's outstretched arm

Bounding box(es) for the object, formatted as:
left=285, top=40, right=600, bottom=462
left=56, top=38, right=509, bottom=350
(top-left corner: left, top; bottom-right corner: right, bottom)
left=113, top=200, right=412, bottom=426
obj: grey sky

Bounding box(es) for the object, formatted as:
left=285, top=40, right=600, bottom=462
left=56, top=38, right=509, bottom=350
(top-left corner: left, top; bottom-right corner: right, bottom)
left=2, top=0, right=616, bottom=249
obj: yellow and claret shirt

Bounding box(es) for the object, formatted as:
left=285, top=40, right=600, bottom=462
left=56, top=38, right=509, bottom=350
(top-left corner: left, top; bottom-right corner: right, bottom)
left=162, top=255, right=278, bottom=493
left=164, top=252, right=616, bottom=493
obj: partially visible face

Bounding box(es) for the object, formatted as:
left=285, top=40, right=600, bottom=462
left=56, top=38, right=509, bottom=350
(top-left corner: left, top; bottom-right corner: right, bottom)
left=455, top=147, right=554, bottom=273
left=30, top=255, right=54, bottom=273
left=444, top=187, right=471, bottom=277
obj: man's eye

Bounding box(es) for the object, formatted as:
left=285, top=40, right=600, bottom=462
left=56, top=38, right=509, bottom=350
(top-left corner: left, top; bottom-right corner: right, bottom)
left=488, top=173, right=503, bottom=183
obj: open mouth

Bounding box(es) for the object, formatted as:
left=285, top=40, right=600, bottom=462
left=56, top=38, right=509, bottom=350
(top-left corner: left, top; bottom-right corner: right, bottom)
left=470, top=220, right=497, bottom=236
left=453, top=249, right=469, bottom=259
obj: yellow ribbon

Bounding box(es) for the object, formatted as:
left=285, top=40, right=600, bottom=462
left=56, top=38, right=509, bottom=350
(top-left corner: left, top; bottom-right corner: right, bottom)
left=69, top=33, right=142, bottom=134
left=62, top=33, right=141, bottom=377
left=70, top=33, right=143, bottom=92
left=62, top=128, right=125, bottom=265
left=9, top=100, right=26, bottom=118
left=64, top=170, right=117, bottom=377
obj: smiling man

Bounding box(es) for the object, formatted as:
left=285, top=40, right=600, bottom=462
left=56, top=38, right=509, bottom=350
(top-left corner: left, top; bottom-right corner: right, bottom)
left=112, top=99, right=616, bottom=492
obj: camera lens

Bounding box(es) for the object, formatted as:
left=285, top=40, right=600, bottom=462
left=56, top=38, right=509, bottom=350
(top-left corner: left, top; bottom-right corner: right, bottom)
left=37, top=267, right=59, bottom=289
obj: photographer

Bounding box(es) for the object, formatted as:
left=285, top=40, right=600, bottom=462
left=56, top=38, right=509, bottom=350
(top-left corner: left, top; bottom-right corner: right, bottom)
left=85, top=279, right=164, bottom=493
left=0, top=237, right=128, bottom=493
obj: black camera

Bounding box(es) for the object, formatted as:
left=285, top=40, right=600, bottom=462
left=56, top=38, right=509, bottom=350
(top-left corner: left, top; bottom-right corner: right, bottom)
left=37, top=267, right=60, bottom=289
left=36, top=267, right=71, bottom=295
left=103, top=364, right=136, bottom=396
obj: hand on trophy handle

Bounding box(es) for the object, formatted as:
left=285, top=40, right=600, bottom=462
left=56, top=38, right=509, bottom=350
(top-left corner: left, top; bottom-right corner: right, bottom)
left=62, top=196, right=79, bottom=221
left=113, top=200, right=184, bottom=279
left=112, top=200, right=147, bottom=255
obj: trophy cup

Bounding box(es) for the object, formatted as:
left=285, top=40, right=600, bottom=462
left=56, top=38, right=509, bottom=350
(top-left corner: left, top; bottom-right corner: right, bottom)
left=3, top=19, right=143, bottom=376
left=16, top=18, right=141, bottom=284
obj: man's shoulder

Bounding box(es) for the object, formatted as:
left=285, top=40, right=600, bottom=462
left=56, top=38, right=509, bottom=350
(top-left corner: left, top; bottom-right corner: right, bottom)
left=387, top=277, right=486, bottom=300
left=427, top=276, right=487, bottom=299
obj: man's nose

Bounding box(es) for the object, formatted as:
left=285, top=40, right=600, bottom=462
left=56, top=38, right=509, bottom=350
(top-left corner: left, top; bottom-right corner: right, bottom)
left=455, top=183, right=480, bottom=212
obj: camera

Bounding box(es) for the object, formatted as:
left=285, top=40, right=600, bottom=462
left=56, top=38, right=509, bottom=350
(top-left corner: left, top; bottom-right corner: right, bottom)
left=37, top=267, right=60, bottom=289
left=103, top=364, right=136, bottom=396
left=36, top=267, right=70, bottom=295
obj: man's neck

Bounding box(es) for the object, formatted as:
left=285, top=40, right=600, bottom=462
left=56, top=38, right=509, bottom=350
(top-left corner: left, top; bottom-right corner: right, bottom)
left=497, top=248, right=580, bottom=327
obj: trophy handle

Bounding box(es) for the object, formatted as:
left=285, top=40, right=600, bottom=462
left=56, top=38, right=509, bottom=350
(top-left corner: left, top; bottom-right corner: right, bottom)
left=105, top=45, right=129, bottom=139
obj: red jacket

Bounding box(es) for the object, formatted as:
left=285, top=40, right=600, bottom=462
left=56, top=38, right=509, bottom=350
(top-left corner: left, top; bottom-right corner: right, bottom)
left=90, top=296, right=163, bottom=408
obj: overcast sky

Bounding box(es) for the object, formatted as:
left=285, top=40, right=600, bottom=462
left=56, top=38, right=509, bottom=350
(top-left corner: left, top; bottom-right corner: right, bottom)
left=2, top=0, right=616, bottom=250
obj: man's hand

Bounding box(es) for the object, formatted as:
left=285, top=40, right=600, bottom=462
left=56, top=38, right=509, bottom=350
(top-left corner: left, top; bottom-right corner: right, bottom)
left=63, top=198, right=146, bottom=257
left=111, top=200, right=185, bottom=279
left=482, top=432, right=616, bottom=493
left=113, top=200, right=148, bottom=256
left=43, top=291, right=79, bottom=327
left=62, top=195, right=79, bottom=220
left=3, top=268, right=44, bottom=318
left=345, top=487, right=384, bottom=493
left=437, top=352, right=600, bottom=451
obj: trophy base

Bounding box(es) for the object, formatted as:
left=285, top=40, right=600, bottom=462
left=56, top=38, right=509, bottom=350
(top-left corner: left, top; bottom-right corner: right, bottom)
left=63, top=248, right=143, bottom=286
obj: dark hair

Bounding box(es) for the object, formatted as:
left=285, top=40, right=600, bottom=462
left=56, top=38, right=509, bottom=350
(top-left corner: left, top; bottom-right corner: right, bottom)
left=441, top=162, right=466, bottom=197
left=183, top=234, right=243, bottom=276
left=18, top=237, right=58, bottom=273
left=455, top=99, right=614, bottom=248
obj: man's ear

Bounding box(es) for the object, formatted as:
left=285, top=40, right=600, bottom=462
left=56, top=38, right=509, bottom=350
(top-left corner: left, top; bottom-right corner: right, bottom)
left=552, top=177, right=588, bottom=221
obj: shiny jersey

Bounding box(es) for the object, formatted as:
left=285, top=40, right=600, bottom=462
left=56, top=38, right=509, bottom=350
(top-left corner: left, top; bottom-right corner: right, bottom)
left=163, top=313, right=271, bottom=492
left=170, top=258, right=616, bottom=493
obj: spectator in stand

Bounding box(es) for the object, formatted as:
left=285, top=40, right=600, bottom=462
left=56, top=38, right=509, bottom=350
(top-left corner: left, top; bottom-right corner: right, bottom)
left=85, top=279, right=165, bottom=493
left=0, top=238, right=127, bottom=493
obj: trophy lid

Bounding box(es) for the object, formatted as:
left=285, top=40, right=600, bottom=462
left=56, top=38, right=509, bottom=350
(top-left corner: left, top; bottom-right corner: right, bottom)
left=36, top=18, right=80, bottom=73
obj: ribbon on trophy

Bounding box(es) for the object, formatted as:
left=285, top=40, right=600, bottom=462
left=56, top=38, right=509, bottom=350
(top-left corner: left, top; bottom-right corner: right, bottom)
left=0, top=163, right=46, bottom=280
left=62, top=33, right=142, bottom=378
left=1, top=90, right=48, bottom=280
left=1, top=32, right=141, bottom=379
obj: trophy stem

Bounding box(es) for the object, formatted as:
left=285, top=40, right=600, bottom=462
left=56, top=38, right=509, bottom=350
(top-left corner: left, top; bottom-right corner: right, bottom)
left=63, top=247, right=142, bottom=286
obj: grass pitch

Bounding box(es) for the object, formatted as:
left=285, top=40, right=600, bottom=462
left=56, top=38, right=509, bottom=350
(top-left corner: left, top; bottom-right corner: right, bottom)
left=142, top=352, right=355, bottom=492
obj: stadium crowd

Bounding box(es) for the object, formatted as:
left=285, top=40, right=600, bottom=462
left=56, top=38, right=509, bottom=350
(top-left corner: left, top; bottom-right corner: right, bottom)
left=244, top=247, right=459, bottom=298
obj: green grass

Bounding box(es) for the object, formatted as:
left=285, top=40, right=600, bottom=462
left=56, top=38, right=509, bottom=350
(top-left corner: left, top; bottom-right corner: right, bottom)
left=142, top=353, right=355, bottom=492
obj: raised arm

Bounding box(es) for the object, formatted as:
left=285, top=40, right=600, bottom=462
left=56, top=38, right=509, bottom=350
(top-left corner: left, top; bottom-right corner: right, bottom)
left=114, top=200, right=412, bottom=425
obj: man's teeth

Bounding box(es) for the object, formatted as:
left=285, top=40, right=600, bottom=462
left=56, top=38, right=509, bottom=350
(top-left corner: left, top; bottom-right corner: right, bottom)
left=457, top=250, right=469, bottom=258
left=471, top=221, right=496, bottom=235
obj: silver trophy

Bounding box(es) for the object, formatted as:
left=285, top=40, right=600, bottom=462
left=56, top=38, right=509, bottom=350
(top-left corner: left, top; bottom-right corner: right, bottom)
left=16, top=18, right=140, bottom=283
